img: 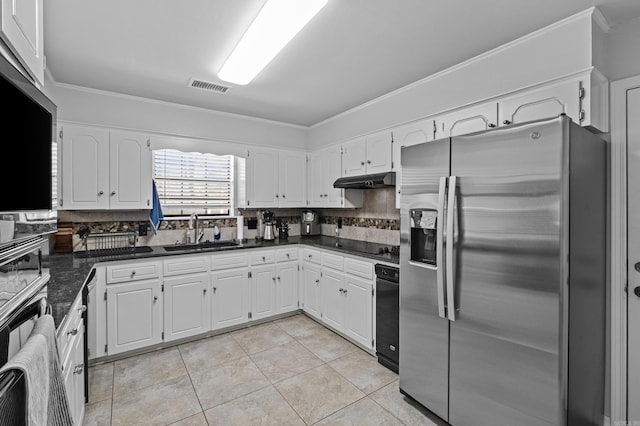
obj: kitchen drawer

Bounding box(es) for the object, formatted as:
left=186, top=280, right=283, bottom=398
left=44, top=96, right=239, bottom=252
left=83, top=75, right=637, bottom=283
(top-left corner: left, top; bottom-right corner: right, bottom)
left=251, top=250, right=275, bottom=265
left=303, top=248, right=321, bottom=265
left=344, top=257, right=373, bottom=280
left=276, top=247, right=298, bottom=262
left=57, top=292, right=84, bottom=359
left=106, top=260, right=161, bottom=284
left=163, top=255, right=209, bottom=276
left=322, top=252, right=343, bottom=271
left=211, top=251, right=249, bottom=270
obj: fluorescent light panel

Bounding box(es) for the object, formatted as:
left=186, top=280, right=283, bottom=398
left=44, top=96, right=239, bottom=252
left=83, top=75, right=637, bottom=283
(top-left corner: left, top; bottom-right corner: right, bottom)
left=218, top=0, right=328, bottom=85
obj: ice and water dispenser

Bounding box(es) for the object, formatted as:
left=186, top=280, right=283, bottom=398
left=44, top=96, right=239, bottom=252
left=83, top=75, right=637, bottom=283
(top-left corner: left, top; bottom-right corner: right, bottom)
left=409, top=209, right=438, bottom=265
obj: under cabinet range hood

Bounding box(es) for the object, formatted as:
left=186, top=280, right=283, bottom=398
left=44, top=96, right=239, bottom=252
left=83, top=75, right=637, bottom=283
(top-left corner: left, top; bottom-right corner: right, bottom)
left=333, top=172, right=396, bottom=189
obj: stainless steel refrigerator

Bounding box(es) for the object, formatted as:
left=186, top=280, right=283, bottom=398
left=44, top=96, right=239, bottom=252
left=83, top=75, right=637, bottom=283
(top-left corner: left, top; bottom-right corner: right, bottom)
left=399, top=115, right=605, bottom=426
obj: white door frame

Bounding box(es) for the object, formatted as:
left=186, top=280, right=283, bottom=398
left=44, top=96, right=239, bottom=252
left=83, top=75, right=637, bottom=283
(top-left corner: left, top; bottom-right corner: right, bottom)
left=610, top=74, right=640, bottom=423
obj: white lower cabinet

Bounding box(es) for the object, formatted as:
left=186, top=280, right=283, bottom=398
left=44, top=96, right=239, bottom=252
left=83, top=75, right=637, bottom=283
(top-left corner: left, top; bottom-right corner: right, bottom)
left=251, top=264, right=277, bottom=321
left=163, top=273, right=210, bottom=342
left=106, top=279, right=163, bottom=355
left=211, top=268, right=249, bottom=330
left=59, top=290, right=85, bottom=425
left=321, top=268, right=345, bottom=330
left=276, top=262, right=299, bottom=314
left=302, top=263, right=322, bottom=320
left=342, top=274, right=373, bottom=348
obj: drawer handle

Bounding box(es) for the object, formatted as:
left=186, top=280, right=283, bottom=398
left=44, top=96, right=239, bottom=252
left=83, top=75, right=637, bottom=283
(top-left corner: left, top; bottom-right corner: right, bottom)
left=67, top=328, right=78, bottom=336
left=78, top=305, right=87, bottom=313
left=262, top=256, right=266, bottom=262
left=130, top=271, right=137, bottom=277
left=286, top=253, right=290, bottom=258
left=74, top=364, right=84, bottom=375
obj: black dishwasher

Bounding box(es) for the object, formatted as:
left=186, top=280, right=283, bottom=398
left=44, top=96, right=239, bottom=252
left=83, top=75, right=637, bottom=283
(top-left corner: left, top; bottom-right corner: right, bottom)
left=375, top=264, right=399, bottom=373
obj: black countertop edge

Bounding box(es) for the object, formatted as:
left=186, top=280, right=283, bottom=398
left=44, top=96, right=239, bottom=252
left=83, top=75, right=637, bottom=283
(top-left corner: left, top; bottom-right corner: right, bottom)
left=45, top=236, right=399, bottom=328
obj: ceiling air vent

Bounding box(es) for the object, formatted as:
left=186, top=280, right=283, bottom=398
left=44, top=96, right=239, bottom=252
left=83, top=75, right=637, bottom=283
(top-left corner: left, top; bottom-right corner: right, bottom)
left=188, top=78, right=230, bottom=94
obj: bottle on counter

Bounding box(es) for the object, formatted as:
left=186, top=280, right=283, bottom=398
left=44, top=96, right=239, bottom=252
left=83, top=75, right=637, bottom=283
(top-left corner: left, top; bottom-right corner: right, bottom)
left=214, top=226, right=221, bottom=241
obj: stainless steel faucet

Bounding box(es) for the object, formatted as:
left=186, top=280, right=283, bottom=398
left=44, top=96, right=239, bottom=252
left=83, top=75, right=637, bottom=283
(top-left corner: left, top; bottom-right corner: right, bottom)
left=189, top=213, right=199, bottom=243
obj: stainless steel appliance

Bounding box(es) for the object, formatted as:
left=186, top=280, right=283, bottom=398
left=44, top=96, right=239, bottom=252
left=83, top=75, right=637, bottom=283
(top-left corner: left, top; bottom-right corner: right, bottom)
left=0, top=48, right=57, bottom=247
left=301, top=210, right=320, bottom=236
left=400, top=115, right=606, bottom=425
left=375, top=263, right=399, bottom=373
left=262, top=210, right=275, bottom=241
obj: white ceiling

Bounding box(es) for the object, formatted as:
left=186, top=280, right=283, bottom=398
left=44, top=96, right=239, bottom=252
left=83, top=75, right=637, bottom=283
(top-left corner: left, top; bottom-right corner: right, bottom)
left=43, top=0, right=640, bottom=127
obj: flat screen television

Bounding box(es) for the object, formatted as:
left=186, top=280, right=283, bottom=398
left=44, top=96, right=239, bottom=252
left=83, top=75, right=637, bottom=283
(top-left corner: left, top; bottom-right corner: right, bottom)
left=0, top=53, right=56, bottom=212
left=0, top=53, right=57, bottom=248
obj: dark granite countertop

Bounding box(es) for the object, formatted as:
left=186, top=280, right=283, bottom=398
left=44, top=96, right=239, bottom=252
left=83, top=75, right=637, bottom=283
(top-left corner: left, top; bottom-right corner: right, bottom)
left=46, top=236, right=399, bottom=328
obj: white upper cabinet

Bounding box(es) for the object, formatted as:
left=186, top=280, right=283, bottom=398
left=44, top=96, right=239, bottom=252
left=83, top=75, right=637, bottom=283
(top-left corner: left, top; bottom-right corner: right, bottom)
left=434, top=101, right=498, bottom=139
left=60, top=124, right=152, bottom=210
left=498, top=70, right=608, bottom=132
left=308, top=145, right=363, bottom=209
left=392, top=118, right=436, bottom=208
left=247, top=148, right=306, bottom=208
left=342, top=132, right=393, bottom=177
left=0, top=0, right=44, bottom=84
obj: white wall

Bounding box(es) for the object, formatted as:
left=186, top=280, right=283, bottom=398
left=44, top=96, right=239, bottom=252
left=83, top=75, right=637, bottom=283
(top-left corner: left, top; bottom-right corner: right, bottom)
left=46, top=82, right=308, bottom=150
left=308, top=8, right=596, bottom=149
left=604, top=15, right=640, bottom=82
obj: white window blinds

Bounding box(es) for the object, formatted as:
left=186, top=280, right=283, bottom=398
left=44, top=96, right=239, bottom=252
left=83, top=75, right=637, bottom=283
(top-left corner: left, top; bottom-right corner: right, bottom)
left=153, top=149, right=234, bottom=216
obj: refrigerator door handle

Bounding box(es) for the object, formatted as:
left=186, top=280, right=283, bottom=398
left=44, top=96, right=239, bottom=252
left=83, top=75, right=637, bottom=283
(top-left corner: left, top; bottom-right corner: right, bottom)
left=446, top=175, right=457, bottom=321
left=436, top=176, right=447, bottom=318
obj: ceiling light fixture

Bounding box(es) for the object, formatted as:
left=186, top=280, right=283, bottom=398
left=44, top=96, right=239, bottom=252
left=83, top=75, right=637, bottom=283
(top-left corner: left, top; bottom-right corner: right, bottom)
left=218, top=0, right=328, bottom=85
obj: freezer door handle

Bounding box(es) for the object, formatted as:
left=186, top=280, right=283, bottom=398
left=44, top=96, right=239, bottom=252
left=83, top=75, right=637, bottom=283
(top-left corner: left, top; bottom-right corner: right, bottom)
left=436, top=176, right=447, bottom=318
left=446, top=175, right=457, bottom=321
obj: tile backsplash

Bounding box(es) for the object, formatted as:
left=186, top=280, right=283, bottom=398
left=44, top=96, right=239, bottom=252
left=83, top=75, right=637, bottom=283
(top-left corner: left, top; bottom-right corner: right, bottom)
left=56, top=187, right=400, bottom=252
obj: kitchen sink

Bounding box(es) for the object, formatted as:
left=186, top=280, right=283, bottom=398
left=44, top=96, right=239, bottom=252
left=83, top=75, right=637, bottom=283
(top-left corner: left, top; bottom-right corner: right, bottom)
left=162, top=241, right=240, bottom=252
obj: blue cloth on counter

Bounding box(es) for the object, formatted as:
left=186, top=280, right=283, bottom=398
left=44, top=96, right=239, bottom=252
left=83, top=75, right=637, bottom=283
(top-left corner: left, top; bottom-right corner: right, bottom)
left=149, top=180, right=164, bottom=234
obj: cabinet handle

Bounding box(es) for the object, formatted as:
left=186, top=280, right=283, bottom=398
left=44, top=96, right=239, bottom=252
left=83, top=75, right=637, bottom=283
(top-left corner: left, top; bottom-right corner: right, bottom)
left=277, top=276, right=281, bottom=281
left=488, top=123, right=496, bottom=128
left=339, top=288, right=344, bottom=293
left=213, top=287, right=217, bottom=293
left=78, top=305, right=87, bottom=313
left=367, top=160, right=371, bottom=164
left=262, top=256, right=266, bottom=262
left=503, top=120, right=512, bottom=125
left=286, top=253, right=290, bottom=258
left=275, top=194, right=279, bottom=198
left=130, top=271, right=136, bottom=277
left=308, top=254, right=312, bottom=259
left=110, top=191, right=116, bottom=196
left=343, top=289, right=348, bottom=294
left=67, top=328, right=78, bottom=336
left=315, top=279, right=320, bottom=284
left=203, top=288, right=207, bottom=295
left=153, top=296, right=158, bottom=303
left=74, top=364, right=85, bottom=375
left=361, top=161, right=365, bottom=166
left=282, top=194, right=285, bottom=198
left=97, top=190, right=104, bottom=196
left=323, top=194, right=328, bottom=197
left=272, top=277, right=276, bottom=282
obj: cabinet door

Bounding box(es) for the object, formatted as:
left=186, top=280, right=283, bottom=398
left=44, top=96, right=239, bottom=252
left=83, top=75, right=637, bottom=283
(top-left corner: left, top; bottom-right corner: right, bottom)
left=436, top=102, right=498, bottom=139
left=276, top=262, right=298, bottom=314
left=392, top=118, right=435, bottom=209
left=323, top=145, right=344, bottom=207
left=107, top=279, right=162, bottom=355
left=211, top=268, right=249, bottom=330
left=498, top=78, right=578, bottom=126
left=71, top=323, right=86, bottom=424
left=342, top=138, right=366, bottom=177
left=0, top=0, right=44, bottom=84
left=163, top=273, right=210, bottom=342
left=321, top=269, right=345, bottom=331
left=278, top=151, right=307, bottom=207
left=109, top=131, right=152, bottom=209
left=251, top=264, right=276, bottom=321
left=247, top=149, right=278, bottom=208
left=343, top=275, right=373, bottom=349
left=366, top=132, right=393, bottom=174
left=60, top=125, right=110, bottom=210
left=308, top=150, right=324, bottom=207
left=302, top=264, right=321, bottom=320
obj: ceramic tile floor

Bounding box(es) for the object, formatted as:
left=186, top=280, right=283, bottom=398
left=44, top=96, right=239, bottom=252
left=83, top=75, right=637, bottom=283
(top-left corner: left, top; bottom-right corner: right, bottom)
left=82, top=314, right=444, bottom=426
